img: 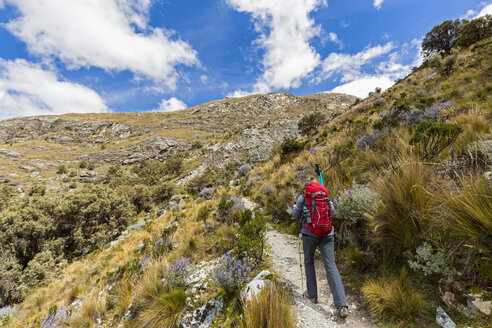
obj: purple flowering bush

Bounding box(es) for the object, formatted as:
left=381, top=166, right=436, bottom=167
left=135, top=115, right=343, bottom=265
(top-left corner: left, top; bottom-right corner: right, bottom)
left=356, top=130, right=382, bottom=150
left=335, top=185, right=381, bottom=226
left=334, top=185, right=381, bottom=245
left=212, top=254, right=250, bottom=293
left=218, top=194, right=246, bottom=222
left=40, top=307, right=68, bottom=328
left=0, top=305, right=18, bottom=325
left=165, top=257, right=193, bottom=288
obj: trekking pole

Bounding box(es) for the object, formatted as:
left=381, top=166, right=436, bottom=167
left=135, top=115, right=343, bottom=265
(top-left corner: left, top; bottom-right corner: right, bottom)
left=315, top=163, right=324, bottom=186
left=297, top=217, right=304, bottom=297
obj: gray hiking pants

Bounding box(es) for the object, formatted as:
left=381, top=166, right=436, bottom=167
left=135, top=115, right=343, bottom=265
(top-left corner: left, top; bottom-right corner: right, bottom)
left=303, top=234, right=347, bottom=308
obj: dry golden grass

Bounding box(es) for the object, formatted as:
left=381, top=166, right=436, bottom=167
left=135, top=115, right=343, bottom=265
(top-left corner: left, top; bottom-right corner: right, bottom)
left=241, top=283, right=294, bottom=328
left=361, top=268, right=424, bottom=325
left=68, top=292, right=106, bottom=327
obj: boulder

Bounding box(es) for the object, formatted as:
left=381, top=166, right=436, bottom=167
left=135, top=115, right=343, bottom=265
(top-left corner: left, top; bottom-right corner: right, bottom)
left=198, top=188, right=214, bottom=199
left=180, top=296, right=223, bottom=328
left=77, top=172, right=97, bottom=182
left=240, top=270, right=272, bottom=302
left=18, top=165, right=37, bottom=173
left=0, top=149, right=20, bottom=158
left=440, top=279, right=480, bottom=318
left=237, top=164, right=252, bottom=176
left=373, top=98, right=387, bottom=107
left=436, top=307, right=456, bottom=328
left=357, top=103, right=371, bottom=113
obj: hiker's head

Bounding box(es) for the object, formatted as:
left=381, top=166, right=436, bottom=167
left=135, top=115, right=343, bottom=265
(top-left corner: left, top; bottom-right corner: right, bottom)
left=304, top=177, right=314, bottom=186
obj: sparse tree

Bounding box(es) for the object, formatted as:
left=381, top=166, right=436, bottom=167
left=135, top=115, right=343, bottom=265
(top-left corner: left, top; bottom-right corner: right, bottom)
left=422, top=19, right=464, bottom=58
left=453, top=15, right=492, bottom=49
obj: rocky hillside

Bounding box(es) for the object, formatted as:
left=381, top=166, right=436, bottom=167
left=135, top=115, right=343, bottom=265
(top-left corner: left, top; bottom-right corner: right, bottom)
left=0, top=92, right=356, bottom=191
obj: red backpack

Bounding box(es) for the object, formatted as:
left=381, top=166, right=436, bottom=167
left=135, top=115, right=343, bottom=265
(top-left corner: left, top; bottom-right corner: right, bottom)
left=303, top=181, right=333, bottom=236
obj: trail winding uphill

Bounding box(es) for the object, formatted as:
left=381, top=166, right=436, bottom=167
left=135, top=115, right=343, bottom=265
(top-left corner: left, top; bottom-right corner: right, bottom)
left=266, top=226, right=375, bottom=328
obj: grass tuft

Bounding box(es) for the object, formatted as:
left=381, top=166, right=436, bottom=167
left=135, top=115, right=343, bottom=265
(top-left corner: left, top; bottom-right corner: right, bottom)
left=361, top=268, right=424, bottom=324
left=241, top=284, right=294, bottom=328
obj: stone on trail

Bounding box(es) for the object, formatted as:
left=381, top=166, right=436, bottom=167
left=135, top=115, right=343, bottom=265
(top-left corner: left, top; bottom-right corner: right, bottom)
left=240, top=270, right=272, bottom=302
left=436, top=307, right=456, bottom=328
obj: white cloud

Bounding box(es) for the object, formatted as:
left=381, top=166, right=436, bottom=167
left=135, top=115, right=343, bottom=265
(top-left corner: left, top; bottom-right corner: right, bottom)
left=326, top=40, right=422, bottom=98
left=0, top=59, right=108, bottom=120
left=320, top=42, right=394, bottom=82
left=462, top=9, right=476, bottom=19
left=328, top=32, right=343, bottom=49
left=331, top=76, right=394, bottom=98
left=156, top=97, right=187, bottom=112
left=476, top=3, right=492, bottom=17
left=373, top=0, right=384, bottom=10
left=227, top=0, right=324, bottom=94
left=3, top=0, right=198, bottom=90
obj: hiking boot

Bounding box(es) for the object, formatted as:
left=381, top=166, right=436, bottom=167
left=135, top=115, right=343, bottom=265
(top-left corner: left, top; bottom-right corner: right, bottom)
left=337, top=306, right=349, bottom=318
left=302, top=291, right=318, bottom=304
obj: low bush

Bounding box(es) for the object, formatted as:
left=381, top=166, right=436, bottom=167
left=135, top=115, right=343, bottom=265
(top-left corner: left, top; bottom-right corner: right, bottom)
left=410, top=120, right=463, bottom=160
left=298, top=111, right=325, bottom=136
left=334, top=185, right=381, bottom=245
left=152, top=181, right=176, bottom=205
left=0, top=305, right=18, bottom=325
left=362, top=268, right=424, bottom=323
left=279, top=138, right=304, bottom=163
left=213, top=254, right=250, bottom=293
left=408, top=243, right=451, bottom=277
left=165, top=258, right=192, bottom=288
left=235, top=211, right=267, bottom=264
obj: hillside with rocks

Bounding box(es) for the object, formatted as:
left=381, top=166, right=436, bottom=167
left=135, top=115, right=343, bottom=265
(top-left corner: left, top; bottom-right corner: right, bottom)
left=0, top=15, right=491, bottom=328
left=0, top=92, right=356, bottom=191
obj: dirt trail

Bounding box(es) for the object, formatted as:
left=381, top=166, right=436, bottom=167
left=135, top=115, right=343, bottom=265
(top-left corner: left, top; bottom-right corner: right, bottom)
left=266, top=226, right=375, bottom=328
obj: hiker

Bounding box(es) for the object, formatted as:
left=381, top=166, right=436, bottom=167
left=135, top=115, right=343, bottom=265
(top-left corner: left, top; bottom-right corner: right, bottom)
left=292, top=177, right=349, bottom=318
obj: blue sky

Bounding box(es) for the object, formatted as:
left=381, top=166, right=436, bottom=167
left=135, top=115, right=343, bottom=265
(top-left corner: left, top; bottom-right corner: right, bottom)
left=0, top=0, right=490, bottom=119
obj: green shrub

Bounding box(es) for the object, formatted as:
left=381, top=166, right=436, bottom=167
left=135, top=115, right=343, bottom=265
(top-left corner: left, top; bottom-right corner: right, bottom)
left=264, top=195, right=289, bottom=223
left=334, top=185, right=381, bottom=245
left=132, top=160, right=167, bottom=186
left=410, top=120, right=463, bottom=160
left=152, top=182, right=176, bottom=204
left=79, top=160, right=88, bottom=169
left=235, top=210, right=267, bottom=264
left=279, top=138, right=304, bottom=163
left=118, top=184, right=153, bottom=212
left=53, top=185, right=133, bottom=256
left=196, top=206, right=210, bottom=222
left=28, top=184, right=46, bottom=196
left=18, top=250, right=56, bottom=292
left=56, top=165, right=67, bottom=174
left=408, top=243, right=451, bottom=277
left=163, top=156, right=184, bottom=177
left=0, top=253, right=22, bottom=305
left=452, top=15, right=492, bottom=49
left=298, top=111, right=325, bottom=136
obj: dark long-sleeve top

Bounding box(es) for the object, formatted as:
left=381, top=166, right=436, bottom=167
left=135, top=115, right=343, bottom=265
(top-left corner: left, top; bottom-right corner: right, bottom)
left=293, top=194, right=335, bottom=237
